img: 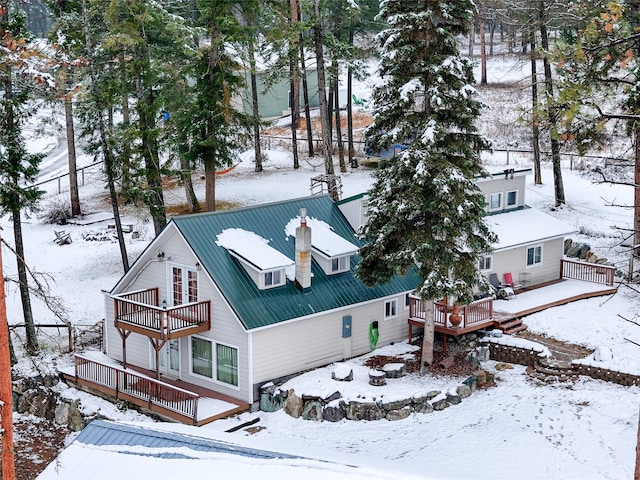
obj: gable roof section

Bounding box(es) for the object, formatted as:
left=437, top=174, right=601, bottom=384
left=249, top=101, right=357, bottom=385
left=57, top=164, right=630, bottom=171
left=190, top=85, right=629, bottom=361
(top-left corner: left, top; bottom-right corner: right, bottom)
left=171, top=195, right=419, bottom=331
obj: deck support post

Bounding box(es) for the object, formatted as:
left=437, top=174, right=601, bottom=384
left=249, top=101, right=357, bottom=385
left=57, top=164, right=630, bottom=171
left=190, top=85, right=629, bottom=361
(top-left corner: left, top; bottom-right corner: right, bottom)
left=117, top=328, right=132, bottom=369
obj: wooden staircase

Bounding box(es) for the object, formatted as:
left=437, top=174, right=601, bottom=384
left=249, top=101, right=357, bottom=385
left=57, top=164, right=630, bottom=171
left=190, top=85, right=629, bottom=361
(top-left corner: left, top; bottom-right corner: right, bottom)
left=494, top=316, right=527, bottom=335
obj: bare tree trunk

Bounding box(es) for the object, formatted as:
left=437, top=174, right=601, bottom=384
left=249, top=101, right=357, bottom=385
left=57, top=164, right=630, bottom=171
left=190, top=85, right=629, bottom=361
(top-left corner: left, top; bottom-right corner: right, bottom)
left=12, top=209, right=38, bottom=354
left=479, top=6, right=487, bottom=85
left=347, top=59, right=357, bottom=168
left=290, top=0, right=300, bottom=169
left=634, top=125, right=640, bottom=257
left=180, top=157, right=200, bottom=213
left=530, top=27, right=542, bottom=185
left=64, top=79, right=81, bottom=217
left=205, top=158, right=216, bottom=211
left=335, top=82, right=346, bottom=172
left=313, top=0, right=338, bottom=200
left=248, top=35, right=263, bottom=172
left=539, top=1, right=565, bottom=206
left=468, top=16, right=475, bottom=56
left=0, top=233, right=15, bottom=480
left=419, top=300, right=435, bottom=373
left=300, top=40, right=314, bottom=157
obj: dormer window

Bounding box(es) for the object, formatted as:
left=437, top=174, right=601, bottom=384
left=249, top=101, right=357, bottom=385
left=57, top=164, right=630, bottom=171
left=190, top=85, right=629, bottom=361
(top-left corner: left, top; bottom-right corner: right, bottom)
left=488, top=192, right=502, bottom=211
left=331, top=256, right=349, bottom=273
left=264, top=269, right=285, bottom=287
left=285, top=215, right=359, bottom=276
left=216, top=228, right=294, bottom=290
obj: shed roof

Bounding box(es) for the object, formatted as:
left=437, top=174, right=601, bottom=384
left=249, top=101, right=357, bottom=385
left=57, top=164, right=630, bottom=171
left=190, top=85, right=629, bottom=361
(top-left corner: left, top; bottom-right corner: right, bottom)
left=486, top=207, right=577, bottom=251
left=171, top=195, right=419, bottom=331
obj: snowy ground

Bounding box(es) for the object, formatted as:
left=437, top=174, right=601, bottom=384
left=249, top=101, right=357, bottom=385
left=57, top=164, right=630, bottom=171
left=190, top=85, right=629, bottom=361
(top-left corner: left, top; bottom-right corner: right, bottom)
left=5, top=53, right=640, bottom=479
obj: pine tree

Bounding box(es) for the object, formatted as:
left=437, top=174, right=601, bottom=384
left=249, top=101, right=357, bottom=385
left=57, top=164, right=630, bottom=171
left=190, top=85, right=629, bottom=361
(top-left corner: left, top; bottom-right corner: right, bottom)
left=554, top=0, right=640, bottom=256
left=357, top=0, right=496, bottom=365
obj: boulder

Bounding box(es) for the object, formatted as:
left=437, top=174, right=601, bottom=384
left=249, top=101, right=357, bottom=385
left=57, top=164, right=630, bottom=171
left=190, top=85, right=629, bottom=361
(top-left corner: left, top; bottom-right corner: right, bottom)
left=283, top=390, right=304, bottom=418
left=414, top=401, right=434, bottom=414
left=564, top=238, right=573, bottom=253
left=386, top=407, right=412, bottom=421
left=323, top=402, right=346, bottom=422
left=456, top=384, right=472, bottom=399
left=431, top=398, right=450, bottom=411
left=345, top=401, right=385, bottom=421
left=579, top=244, right=591, bottom=259
left=332, top=364, right=353, bottom=381
left=301, top=400, right=324, bottom=421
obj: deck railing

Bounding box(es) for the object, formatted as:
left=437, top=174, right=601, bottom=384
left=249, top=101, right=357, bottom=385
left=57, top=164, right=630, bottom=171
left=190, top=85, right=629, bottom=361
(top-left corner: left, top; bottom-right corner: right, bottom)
left=74, top=355, right=199, bottom=423
left=560, top=259, right=616, bottom=286
left=409, top=296, right=493, bottom=329
left=113, top=288, right=211, bottom=339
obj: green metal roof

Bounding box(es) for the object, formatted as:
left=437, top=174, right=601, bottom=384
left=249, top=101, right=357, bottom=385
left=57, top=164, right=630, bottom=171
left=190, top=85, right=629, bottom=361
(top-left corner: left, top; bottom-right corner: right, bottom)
left=170, top=195, right=420, bottom=331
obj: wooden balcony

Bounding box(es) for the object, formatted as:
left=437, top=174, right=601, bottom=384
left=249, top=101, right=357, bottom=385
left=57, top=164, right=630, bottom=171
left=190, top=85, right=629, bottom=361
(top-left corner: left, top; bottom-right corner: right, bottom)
left=560, top=259, right=616, bottom=286
left=64, top=354, right=248, bottom=426
left=408, top=296, right=495, bottom=341
left=113, top=288, right=211, bottom=340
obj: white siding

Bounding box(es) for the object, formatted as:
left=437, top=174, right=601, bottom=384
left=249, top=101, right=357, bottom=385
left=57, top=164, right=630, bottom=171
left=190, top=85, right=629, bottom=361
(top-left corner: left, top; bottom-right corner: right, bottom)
left=104, top=228, right=253, bottom=403
left=337, top=195, right=368, bottom=232
left=477, top=175, right=526, bottom=211
left=250, top=295, right=410, bottom=384
left=490, top=237, right=564, bottom=286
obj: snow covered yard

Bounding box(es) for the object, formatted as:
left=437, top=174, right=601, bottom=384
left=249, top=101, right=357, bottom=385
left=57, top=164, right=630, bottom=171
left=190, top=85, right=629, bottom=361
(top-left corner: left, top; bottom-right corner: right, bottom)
left=3, top=147, right=639, bottom=479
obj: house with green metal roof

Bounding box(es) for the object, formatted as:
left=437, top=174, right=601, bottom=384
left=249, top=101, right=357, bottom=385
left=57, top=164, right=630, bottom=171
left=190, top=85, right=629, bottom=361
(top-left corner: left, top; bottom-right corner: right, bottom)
left=96, top=194, right=420, bottom=419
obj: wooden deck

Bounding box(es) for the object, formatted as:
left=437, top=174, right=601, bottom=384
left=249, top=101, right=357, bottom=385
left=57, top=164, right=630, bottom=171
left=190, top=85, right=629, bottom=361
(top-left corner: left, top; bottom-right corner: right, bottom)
left=408, top=274, right=619, bottom=342
left=62, top=354, right=249, bottom=426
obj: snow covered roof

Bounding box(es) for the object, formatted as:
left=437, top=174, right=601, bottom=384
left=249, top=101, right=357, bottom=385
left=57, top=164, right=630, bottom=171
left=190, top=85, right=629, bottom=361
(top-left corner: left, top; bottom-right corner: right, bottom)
left=216, top=228, right=294, bottom=271
left=37, top=419, right=411, bottom=480
left=486, top=208, right=577, bottom=251
left=284, top=216, right=359, bottom=257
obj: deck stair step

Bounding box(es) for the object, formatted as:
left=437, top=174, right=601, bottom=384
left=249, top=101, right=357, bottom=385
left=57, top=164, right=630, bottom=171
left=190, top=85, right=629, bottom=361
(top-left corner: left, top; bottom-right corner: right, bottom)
left=527, top=357, right=580, bottom=383
left=496, top=317, right=528, bottom=335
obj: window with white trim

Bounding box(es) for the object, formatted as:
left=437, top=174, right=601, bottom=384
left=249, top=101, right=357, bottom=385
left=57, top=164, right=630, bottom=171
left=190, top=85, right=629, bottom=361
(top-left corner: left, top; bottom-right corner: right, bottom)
left=216, top=343, right=238, bottom=386
left=506, top=190, right=518, bottom=207
left=526, top=245, right=543, bottom=267
left=488, top=192, right=502, bottom=211
left=191, top=336, right=213, bottom=379
left=331, top=255, right=349, bottom=273
left=384, top=299, right=398, bottom=319
left=478, top=255, right=492, bottom=272
left=264, top=269, right=284, bottom=288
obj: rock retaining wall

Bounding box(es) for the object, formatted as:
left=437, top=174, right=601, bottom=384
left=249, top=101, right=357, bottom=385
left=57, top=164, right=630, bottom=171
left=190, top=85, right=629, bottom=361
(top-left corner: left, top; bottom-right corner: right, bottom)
left=13, top=374, right=91, bottom=432
left=261, top=370, right=491, bottom=422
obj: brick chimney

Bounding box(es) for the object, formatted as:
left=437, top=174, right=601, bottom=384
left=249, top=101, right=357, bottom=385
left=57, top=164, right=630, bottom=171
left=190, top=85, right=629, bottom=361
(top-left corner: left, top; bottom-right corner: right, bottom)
left=295, top=208, right=312, bottom=291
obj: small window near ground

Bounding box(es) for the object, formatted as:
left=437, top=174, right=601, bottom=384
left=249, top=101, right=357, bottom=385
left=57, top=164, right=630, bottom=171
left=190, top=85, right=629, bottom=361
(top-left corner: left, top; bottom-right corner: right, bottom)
left=216, top=343, right=238, bottom=386
left=526, top=245, right=542, bottom=267
left=384, top=299, right=398, bottom=319
left=478, top=255, right=492, bottom=272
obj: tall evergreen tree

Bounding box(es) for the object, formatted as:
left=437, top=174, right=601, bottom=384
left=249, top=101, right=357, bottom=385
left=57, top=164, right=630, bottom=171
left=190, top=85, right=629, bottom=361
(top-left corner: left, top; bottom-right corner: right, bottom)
left=0, top=2, right=48, bottom=355
left=554, top=0, right=640, bottom=256
left=357, top=0, right=496, bottom=366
